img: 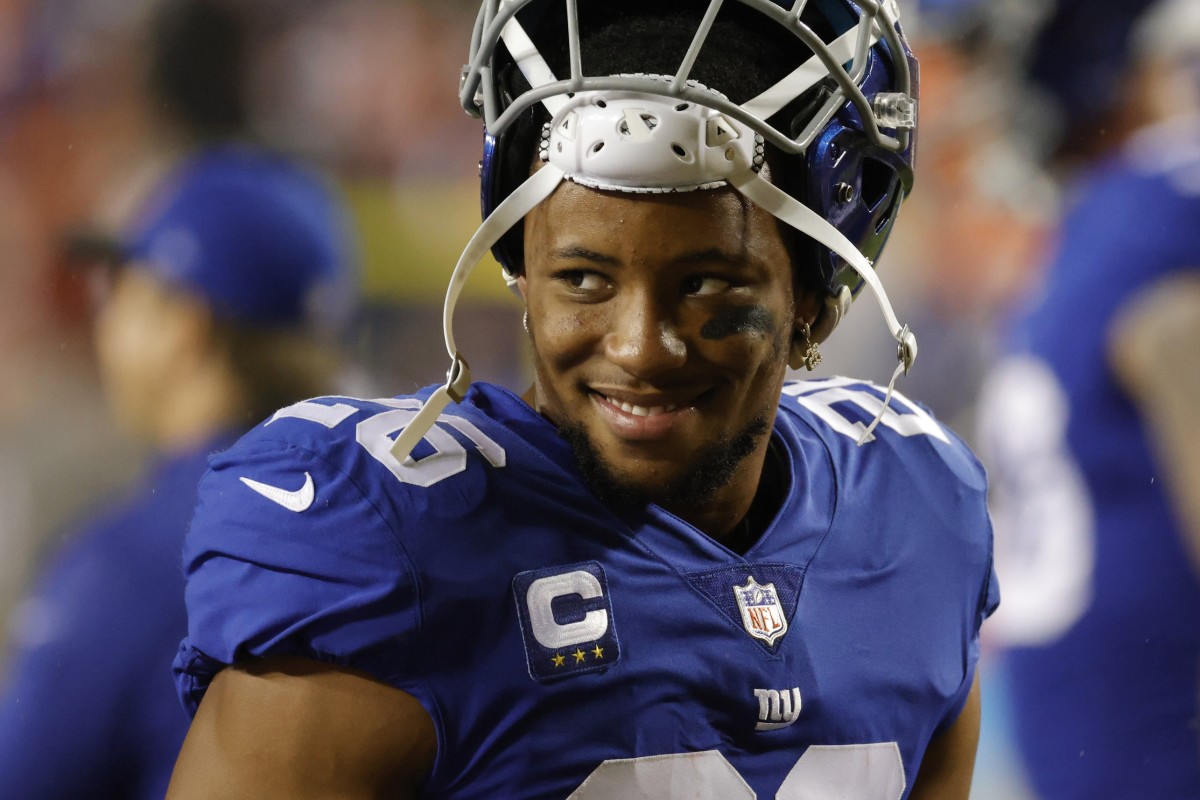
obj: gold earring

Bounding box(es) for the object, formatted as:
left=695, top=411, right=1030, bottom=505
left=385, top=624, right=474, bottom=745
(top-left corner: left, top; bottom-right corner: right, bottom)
left=800, top=322, right=821, bottom=371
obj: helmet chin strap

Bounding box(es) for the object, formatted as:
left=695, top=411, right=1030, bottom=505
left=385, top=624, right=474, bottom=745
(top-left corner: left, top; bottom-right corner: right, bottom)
left=393, top=98, right=916, bottom=461
left=391, top=158, right=913, bottom=461
left=388, top=164, right=565, bottom=463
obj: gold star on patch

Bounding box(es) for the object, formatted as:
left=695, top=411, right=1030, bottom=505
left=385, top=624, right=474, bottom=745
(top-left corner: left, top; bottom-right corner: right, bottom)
left=551, top=653, right=566, bottom=667
left=592, top=645, right=604, bottom=659
left=573, top=648, right=587, bottom=664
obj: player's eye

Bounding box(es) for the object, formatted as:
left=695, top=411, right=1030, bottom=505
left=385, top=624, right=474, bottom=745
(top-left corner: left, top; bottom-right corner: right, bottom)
left=682, top=276, right=732, bottom=296
left=558, top=270, right=610, bottom=293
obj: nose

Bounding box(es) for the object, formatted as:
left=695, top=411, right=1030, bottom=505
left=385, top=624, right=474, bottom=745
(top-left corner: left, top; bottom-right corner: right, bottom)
left=604, top=290, right=688, bottom=378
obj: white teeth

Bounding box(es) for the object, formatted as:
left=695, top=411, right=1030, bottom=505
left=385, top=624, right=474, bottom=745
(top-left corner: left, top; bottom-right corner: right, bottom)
left=608, top=397, right=677, bottom=416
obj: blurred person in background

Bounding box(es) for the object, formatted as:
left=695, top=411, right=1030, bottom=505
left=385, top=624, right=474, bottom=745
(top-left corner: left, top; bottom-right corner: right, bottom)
left=1, top=0, right=486, bottom=653
left=0, top=0, right=259, bottom=642
left=0, top=0, right=357, bottom=796
left=0, top=147, right=355, bottom=800
left=977, top=0, right=1200, bottom=797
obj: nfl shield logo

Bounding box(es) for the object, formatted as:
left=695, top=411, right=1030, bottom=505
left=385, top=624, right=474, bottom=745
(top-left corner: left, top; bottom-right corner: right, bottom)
left=734, top=576, right=788, bottom=645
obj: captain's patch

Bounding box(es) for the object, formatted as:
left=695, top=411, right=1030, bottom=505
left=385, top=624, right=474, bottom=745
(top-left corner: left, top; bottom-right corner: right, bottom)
left=514, top=561, right=620, bottom=682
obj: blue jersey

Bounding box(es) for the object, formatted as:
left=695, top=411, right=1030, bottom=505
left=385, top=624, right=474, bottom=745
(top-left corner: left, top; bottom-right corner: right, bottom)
left=176, top=379, right=997, bottom=799
left=980, top=120, right=1200, bottom=800
left=0, top=434, right=236, bottom=800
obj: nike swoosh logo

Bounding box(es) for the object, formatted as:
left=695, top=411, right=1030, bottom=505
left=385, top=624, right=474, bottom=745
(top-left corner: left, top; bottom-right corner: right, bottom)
left=239, top=472, right=315, bottom=512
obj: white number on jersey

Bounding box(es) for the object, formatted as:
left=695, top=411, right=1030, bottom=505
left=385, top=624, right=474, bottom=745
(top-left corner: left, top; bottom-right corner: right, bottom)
left=272, top=398, right=506, bottom=488
left=569, top=744, right=906, bottom=799
left=784, top=378, right=948, bottom=443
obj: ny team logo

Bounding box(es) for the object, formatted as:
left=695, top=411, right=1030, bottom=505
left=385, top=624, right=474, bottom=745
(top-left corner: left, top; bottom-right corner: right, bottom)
left=734, top=576, right=788, bottom=645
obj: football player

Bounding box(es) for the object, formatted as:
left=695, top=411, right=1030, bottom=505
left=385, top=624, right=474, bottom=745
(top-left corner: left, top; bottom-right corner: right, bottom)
left=978, top=0, right=1200, bottom=797
left=167, top=2, right=998, bottom=798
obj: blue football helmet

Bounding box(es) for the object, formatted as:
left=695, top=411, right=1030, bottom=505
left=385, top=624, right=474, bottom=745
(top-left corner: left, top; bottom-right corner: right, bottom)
left=392, top=0, right=920, bottom=461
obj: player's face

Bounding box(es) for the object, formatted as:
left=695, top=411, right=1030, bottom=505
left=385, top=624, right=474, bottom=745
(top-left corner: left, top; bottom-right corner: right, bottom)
left=519, top=180, right=817, bottom=526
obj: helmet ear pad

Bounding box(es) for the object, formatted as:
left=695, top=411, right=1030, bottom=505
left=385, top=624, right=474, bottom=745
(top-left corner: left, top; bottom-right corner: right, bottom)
left=481, top=67, right=547, bottom=277
left=804, top=125, right=913, bottom=298
left=482, top=137, right=542, bottom=277
left=797, top=32, right=917, bottom=302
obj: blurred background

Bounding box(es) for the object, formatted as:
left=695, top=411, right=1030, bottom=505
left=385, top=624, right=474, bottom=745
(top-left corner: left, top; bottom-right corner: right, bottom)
left=0, top=0, right=525, bottom=644
left=0, top=0, right=1194, bottom=797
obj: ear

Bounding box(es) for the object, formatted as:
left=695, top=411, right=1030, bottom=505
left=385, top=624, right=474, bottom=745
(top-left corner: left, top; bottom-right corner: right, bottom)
left=787, top=286, right=825, bottom=370
left=810, top=285, right=852, bottom=344
left=515, top=274, right=528, bottom=301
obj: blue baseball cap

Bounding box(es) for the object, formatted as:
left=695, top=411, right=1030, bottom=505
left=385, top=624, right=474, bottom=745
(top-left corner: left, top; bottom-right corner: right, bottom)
left=121, top=144, right=355, bottom=330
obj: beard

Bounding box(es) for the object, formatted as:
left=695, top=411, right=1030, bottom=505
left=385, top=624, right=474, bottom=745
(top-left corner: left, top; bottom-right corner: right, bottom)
left=556, top=413, right=771, bottom=510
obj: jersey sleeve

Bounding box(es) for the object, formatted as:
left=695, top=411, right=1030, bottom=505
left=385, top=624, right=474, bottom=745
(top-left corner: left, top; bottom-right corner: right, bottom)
left=174, top=433, right=420, bottom=716
left=938, top=439, right=1000, bottom=735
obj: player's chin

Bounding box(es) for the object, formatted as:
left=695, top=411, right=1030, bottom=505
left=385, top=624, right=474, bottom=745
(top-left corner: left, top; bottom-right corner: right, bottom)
left=590, top=458, right=688, bottom=507
left=558, top=419, right=690, bottom=503
left=587, top=423, right=716, bottom=478
left=613, top=448, right=692, bottom=482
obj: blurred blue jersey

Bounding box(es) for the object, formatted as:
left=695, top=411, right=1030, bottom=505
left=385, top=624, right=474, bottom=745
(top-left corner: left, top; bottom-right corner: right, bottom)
left=177, top=380, right=997, bottom=799
left=980, top=119, right=1200, bottom=800
left=0, top=434, right=235, bottom=799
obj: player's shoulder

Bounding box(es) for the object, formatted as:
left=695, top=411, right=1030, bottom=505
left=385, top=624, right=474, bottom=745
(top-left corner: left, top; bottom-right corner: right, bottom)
left=778, top=376, right=986, bottom=495
left=218, top=392, right=420, bottom=461
left=778, top=378, right=994, bottom=588
left=212, top=386, right=514, bottom=472
left=198, top=383, right=545, bottom=535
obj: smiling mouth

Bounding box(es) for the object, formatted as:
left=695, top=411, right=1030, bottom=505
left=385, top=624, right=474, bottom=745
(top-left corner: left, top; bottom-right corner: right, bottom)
left=587, top=389, right=714, bottom=442
left=597, top=394, right=679, bottom=417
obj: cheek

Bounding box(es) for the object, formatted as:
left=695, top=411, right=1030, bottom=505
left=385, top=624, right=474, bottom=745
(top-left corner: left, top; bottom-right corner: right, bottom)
left=529, top=300, right=607, bottom=363
left=700, top=305, right=776, bottom=340
left=695, top=304, right=790, bottom=365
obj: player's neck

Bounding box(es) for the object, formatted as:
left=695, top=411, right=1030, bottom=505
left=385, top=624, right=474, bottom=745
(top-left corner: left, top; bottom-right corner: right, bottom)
left=661, top=436, right=786, bottom=554
left=718, top=436, right=787, bottom=555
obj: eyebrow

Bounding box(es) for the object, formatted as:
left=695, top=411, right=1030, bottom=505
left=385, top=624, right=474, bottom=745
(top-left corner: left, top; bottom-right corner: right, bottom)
left=551, top=245, right=620, bottom=265
left=675, top=247, right=743, bottom=266
left=550, top=245, right=744, bottom=266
